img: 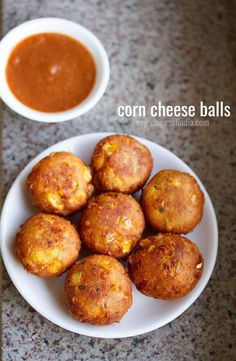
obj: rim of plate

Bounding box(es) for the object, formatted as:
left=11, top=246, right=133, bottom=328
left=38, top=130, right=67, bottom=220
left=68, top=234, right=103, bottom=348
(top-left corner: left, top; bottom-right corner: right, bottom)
left=0, top=132, right=218, bottom=338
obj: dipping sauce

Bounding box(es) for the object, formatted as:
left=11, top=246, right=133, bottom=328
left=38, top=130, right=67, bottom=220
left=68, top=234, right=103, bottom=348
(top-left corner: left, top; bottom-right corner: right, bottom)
left=6, top=33, right=96, bottom=112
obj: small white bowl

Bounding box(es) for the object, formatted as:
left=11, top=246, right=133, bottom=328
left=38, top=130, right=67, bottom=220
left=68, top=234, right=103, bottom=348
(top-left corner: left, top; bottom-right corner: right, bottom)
left=0, top=18, right=110, bottom=122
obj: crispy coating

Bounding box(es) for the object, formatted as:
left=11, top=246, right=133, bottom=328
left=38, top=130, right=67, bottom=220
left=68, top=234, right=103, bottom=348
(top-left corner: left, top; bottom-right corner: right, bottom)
left=128, top=234, right=203, bottom=300
left=80, top=192, right=145, bottom=259
left=15, top=213, right=81, bottom=277
left=141, top=169, right=204, bottom=234
left=91, top=135, right=153, bottom=193
left=27, top=152, right=94, bottom=216
left=65, top=255, right=132, bottom=325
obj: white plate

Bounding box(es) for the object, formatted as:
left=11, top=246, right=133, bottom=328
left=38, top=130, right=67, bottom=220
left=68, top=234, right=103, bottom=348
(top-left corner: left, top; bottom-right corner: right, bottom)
left=0, top=132, right=218, bottom=338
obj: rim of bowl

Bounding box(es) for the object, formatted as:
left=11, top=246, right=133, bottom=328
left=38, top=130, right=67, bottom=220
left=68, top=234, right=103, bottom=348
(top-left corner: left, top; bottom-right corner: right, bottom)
left=0, top=17, right=110, bottom=123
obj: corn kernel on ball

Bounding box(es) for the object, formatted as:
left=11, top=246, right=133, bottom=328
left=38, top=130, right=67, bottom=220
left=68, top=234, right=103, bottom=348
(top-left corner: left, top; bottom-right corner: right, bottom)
left=141, top=169, right=204, bottom=234
left=80, top=192, right=145, bottom=259
left=65, top=255, right=132, bottom=325
left=15, top=213, right=81, bottom=277
left=27, top=152, right=94, bottom=216
left=128, top=234, right=203, bottom=300
left=91, top=135, right=153, bottom=193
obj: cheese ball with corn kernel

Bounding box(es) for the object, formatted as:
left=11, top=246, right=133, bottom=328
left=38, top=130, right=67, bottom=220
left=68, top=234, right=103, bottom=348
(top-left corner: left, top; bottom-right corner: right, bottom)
left=15, top=213, right=81, bottom=277
left=91, top=134, right=153, bottom=193
left=65, top=255, right=132, bottom=325
left=141, top=169, right=204, bottom=234
left=27, top=152, right=94, bottom=216
left=79, top=192, right=145, bottom=259
left=128, top=233, right=203, bottom=300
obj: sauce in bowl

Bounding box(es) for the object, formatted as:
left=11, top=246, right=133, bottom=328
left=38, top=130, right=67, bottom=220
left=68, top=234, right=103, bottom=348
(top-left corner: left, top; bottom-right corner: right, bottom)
left=6, top=33, right=96, bottom=112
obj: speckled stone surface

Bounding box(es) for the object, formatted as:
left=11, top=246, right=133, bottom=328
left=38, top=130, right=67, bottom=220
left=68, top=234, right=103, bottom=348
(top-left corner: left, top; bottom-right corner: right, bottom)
left=1, top=1, right=236, bottom=360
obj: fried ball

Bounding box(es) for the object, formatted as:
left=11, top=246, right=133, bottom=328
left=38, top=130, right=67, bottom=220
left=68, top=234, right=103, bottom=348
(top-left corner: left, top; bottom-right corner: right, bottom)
left=27, top=152, right=94, bottom=216
left=65, top=255, right=132, bottom=325
left=91, top=134, right=153, bottom=193
left=128, top=233, right=203, bottom=300
left=15, top=213, right=80, bottom=277
left=141, top=169, right=204, bottom=234
left=80, top=192, right=145, bottom=259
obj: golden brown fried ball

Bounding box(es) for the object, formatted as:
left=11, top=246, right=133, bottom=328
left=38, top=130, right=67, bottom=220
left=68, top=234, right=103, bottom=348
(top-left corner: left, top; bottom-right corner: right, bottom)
left=141, top=169, right=204, bottom=234
left=27, top=152, right=94, bottom=216
left=15, top=213, right=81, bottom=277
left=91, top=134, right=153, bottom=193
left=80, top=192, right=145, bottom=259
left=128, top=233, right=203, bottom=300
left=65, top=255, right=132, bottom=325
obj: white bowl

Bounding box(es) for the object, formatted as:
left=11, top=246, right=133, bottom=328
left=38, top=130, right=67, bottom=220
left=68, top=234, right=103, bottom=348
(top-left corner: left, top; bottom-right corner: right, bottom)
left=0, top=133, right=218, bottom=338
left=0, top=18, right=110, bottom=122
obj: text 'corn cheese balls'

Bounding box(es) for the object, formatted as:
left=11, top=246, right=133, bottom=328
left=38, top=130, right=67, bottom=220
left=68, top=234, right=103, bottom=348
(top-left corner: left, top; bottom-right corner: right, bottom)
left=141, top=169, right=204, bottom=234
left=65, top=255, right=132, bottom=325
left=80, top=192, right=145, bottom=259
left=91, top=134, right=153, bottom=193
left=15, top=213, right=81, bottom=277
left=128, top=233, right=203, bottom=300
left=27, top=151, right=94, bottom=216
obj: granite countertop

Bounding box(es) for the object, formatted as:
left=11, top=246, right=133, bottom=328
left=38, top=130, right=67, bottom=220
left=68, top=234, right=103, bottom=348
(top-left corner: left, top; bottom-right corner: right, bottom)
left=1, top=1, right=235, bottom=360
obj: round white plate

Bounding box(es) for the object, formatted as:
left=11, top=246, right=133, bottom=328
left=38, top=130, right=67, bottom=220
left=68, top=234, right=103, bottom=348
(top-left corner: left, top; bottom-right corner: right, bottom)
left=0, top=132, right=218, bottom=338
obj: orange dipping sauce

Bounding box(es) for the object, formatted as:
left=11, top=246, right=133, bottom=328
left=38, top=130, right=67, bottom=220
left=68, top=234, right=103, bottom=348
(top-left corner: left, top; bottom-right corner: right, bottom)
left=6, top=33, right=96, bottom=112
